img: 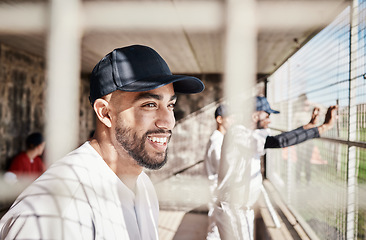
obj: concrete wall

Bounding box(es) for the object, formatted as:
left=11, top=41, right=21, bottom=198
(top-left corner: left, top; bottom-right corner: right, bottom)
left=79, top=74, right=96, bottom=144
left=0, top=44, right=46, bottom=170
left=0, top=44, right=95, bottom=171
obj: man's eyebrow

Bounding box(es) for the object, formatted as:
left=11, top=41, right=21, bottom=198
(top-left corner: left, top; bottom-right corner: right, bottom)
left=134, top=92, right=177, bottom=102
left=170, top=95, right=177, bottom=101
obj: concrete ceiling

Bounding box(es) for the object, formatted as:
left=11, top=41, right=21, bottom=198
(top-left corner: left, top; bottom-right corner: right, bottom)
left=0, top=0, right=350, bottom=77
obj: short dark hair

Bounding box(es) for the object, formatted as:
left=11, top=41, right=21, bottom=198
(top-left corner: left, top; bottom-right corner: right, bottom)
left=26, top=132, right=44, bottom=150
left=89, top=130, right=95, bottom=139
left=215, top=104, right=229, bottom=119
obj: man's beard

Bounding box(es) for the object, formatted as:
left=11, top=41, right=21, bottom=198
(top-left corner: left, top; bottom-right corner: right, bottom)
left=256, top=121, right=263, bottom=129
left=256, top=120, right=267, bottom=129
left=115, top=125, right=170, bottom=170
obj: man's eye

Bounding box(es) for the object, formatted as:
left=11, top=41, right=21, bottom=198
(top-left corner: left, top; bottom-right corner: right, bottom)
left=168, top=103, right=176, bottom=110
left=143, top=103, right=157, bottom=108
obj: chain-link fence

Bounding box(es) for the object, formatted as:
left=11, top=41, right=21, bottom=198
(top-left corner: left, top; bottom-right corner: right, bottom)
left=266, top=2, right=366, bottom=239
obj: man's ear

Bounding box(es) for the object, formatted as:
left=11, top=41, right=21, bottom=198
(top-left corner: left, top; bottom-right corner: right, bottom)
left=252, top=112, right=259, bottom=123
left=36, top=143, right=45, bottom=156
left=93, top=99, right=112, bottom=128
left=216, top=116, right=223, bottom=125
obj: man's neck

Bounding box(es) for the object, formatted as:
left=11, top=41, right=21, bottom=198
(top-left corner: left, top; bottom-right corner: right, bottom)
left=25, top=149, right=38, bottom=160
left=89, top=138, right=143, bottom=192
left=217, top=125, right=226, bottom=135
left=119, top=174, right=139, bottom=193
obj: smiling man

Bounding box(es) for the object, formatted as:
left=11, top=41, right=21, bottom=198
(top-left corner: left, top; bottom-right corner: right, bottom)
left=0, top=45, right=204, bottom=239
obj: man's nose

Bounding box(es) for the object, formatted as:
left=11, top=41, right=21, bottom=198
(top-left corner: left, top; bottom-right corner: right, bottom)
left=155, top=107, right=175, bottom=130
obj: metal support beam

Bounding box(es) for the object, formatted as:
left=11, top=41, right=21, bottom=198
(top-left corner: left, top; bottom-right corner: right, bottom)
left=45, top=0, right=82, bottom=163
left=82, top=1, right=223, bottom=32
left=0, top=1, right=223, bottom=33
left=0, top=1, right=349, bottom=34
left=0, top=3, right=48, bottom=33
left=224, top=0, right=257, bottom=120
left=257, top=0, right=349, bottom=30
left=223, top=1, right=256, bottom=238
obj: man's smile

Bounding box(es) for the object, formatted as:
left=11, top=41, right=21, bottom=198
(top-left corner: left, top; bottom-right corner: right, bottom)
left=148, top=136, right=168, bottom=145
left=147, top=133, right=171, bottom=150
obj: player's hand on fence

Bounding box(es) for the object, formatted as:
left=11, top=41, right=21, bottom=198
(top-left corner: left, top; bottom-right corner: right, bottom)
left=303, top=107, right=320, bottom=129
left=308, top=107, right=320, bottom=125
left=318, top=105, right=338, bottom=134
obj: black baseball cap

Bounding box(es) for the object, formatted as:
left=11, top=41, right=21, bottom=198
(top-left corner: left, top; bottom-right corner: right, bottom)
left=256, top=96, right=280, bottom=114
left=89, top=45, right=205, bottom=105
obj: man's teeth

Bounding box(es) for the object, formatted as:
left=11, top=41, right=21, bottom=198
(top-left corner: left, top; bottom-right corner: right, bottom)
left=149, top=137, right=167, bottom=144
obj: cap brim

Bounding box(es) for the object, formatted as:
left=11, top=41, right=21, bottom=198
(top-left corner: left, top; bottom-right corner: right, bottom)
left=117, top=75, right=204, bottom=94
left=268, top=109, right=280, bottom=114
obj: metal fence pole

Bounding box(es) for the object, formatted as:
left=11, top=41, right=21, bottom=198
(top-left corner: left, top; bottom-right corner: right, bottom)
left=45, top=0, right=82, bottom=164
left=224, top=0, right=256, bottom=125
left=223, top=1, right=256, bottom=238
left=286, top=60, right=294, bottom=205
left=347, top=0, right=358, bottom=238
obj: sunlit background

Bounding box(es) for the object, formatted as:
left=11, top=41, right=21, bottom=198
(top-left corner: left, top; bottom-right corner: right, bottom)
left=1, top=0, right=366, bottom=239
